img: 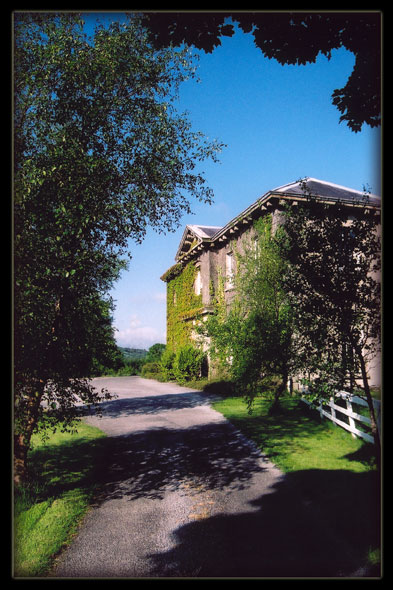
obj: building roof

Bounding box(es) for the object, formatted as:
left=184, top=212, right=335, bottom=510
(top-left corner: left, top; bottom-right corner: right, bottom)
left=210, top=177, right=380, bottom=242
left=187, top=225, right=223, bottom=239
left=162, top=177, right=380, bottom=280
left=175, top=224, right=223, bottom=261
left=272, top=178, right=380, bottom=206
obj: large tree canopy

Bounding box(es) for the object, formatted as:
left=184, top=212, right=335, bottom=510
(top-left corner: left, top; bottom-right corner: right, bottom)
left=201, top=216, right=294, bottom=411
left=13, top=12, right=224, bottom=484
left=143, top=11, right=381, bottom=132
left=280, top=185, right=381, bottom=452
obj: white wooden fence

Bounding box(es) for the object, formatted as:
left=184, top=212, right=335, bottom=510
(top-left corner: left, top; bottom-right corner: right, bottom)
left=301, top=390, right=381, bottom=443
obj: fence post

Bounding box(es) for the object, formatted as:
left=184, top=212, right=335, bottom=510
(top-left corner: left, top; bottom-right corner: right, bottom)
left=346, top=396, right=357, bottom=438
left=300, top=390, right=379, bottom=443
left=330, top=396, right=336, bottom=422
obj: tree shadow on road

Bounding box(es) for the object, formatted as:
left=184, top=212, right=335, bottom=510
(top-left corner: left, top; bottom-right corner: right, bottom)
left=147, top=468, right=381, bottom=578
left=91, top=421, right=269, bottom=502
left=35, top=392, right=380, bottom=578
left=78, top=391, right=220, bottom=419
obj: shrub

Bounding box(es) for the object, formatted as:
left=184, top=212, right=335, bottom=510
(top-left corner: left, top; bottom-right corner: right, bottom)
left=117, top=359, right=145, bottom=376
left=174, top=345, right=206, bottom=384
left=141, top=362, right=161, bottom=379
left=203, top=379, right=238, bottom=397
left=160, top=348, right=176, bottom=380
left=145, top=343, right=166, bottom=363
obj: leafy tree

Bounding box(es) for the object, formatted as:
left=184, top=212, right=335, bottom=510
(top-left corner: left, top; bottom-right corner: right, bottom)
left=141, top=362, right=162, bottom=379
left=280, top=182, right=381, bottom=454
left=90, top=309, right=125, bottom=377
left=202, top=216, right=294, bottom=411
left=143, top=11, right=381, bottom=132
left=145, top=343, right=166, bottom=363
left=173, top=345, right=206, bottom=384
left=160, top=348, right=176, bottom=381
left=13, top=12, right=223, bottom=484
left=14, top=291, right=118, bottom=482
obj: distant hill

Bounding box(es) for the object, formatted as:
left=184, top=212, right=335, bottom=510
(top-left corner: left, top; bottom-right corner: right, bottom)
left=119, top=347, right=148, bottom=360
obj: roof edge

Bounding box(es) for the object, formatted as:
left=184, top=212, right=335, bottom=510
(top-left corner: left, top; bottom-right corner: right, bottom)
left=163, top=178, right=381, bottom=279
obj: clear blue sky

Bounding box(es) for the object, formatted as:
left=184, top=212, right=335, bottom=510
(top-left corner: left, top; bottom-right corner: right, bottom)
left=85, top=14, right=381, bottom=350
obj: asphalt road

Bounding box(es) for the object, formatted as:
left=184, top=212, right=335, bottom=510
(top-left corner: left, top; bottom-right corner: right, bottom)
left=49, top=376, right=366, bottom=578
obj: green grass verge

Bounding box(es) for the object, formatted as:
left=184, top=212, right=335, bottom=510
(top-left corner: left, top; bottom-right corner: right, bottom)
left=212, top=396, right=377, bottom=473
left=211, top=395, right=381, bottom=574
left=14, top=421, right=107, bottom=578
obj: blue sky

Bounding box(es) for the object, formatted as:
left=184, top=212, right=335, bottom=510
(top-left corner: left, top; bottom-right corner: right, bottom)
left=85, top=14, right=381, bottom=350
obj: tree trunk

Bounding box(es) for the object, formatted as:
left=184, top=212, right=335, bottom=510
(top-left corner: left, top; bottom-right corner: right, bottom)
left=14, top=432, right=30, bottom=487
left=14, top=379, right=45, bottom=487
left=269, top=370, right=288, bottom=414
left=355, top=346, right=381, bottom=466
left=14, top=299, right=62, bottom=488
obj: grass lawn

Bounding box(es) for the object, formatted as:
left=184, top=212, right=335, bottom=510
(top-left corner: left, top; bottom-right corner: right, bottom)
left=14, top=421, right=107, bottom=577
left=212, top=396, right=378, bottom=473
left=212, top=395, right=381, bottom=574
left=13, top=389, right=381, bottom=577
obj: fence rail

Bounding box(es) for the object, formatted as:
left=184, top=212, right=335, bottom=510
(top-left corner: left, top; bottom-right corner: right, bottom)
left=300, top=391, right=381, bottom=443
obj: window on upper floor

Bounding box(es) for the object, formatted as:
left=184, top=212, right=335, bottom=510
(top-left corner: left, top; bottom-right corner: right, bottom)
left=194, top=267, right=202, bottom=295
left=226, top=251, right=234, bottom=289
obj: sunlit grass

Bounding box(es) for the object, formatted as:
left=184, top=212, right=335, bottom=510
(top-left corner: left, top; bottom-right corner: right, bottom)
left=212, top=396, right=376, bottom=473
left=14, top=421, right=106, bottom=577
left=212, top=395, right=381, bottom=575
left=14, top=393, right=380, bottom=577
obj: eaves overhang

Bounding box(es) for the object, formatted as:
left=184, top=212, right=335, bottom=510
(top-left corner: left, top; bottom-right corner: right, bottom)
left=210, top=184, right=380, bottom=243
left=161, top=178, right=381, bottom=282
left=175, top=224, right=222, bottom=262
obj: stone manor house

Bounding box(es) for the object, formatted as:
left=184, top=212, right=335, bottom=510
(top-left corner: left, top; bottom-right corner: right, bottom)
left=160, top=178, right=381, bottom=387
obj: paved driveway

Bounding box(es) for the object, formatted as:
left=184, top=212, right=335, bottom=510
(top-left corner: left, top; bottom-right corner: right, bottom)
left=50, top=377, right=364, bottom=578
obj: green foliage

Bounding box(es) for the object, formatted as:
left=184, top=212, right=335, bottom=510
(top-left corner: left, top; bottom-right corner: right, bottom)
left=280, top=184, right=381, bottom=453
left=160, top=348, right=177, bottom=380
left=166, top=262, right=203, bottom=351
left=202, top=215, right=294, bottom=406
left=212, top=395, right=380, bottom=572
left=99, top=347, right=148, bottom=376
left=144, top=12, right=381, bottom=132
left=14, top=421, right=106, bottom=576
left=14, top=294, right=118, bottom=445
left=141, top=362, right=162, bottom=379
left=201, top=379, right=239, bottom=397
left=280, top=185, right=381, bottom=397
left=213, top=395, right=377, bottom=473
left=119, top=347, right=148, bottom=361
left=94, top=344, right=166, bottom=378
left=173, top=345, right=206, bottom=384
left=97, top=358, right=145, bottom=377
left=14, top=12, right=224, bottom=481
left=120, top=359, right=145, bottom=376
left=145, top=343, right=166, bottom=363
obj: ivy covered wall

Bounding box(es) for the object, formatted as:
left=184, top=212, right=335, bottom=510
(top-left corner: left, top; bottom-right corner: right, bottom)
left=166, top=261, right=203, bottom=353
